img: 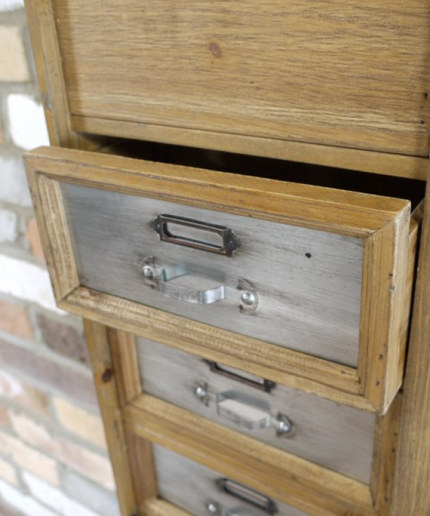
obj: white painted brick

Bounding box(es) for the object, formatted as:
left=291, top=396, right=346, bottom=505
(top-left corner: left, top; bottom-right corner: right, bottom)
left=0, top=456, right=18, bottom=486
left=0, top=0, right=24, bottom=11
left=10, top=411, right=115, bottom=490
left=63, top=470, right=121, bottom=516
left=0, top=428, right=59, bottom=485
left=0, top=26, right=29, bottom=82
left=0, top=255, right=65, bottom=314
left=0, top=478, right=57, bottom=516
left=0, top=154, right=32, bottom=206
left=7, top=94, right=50, bottom=150
left=23, top=472, right=100, bottom=516
left=0, top=208, right=17, bottom=243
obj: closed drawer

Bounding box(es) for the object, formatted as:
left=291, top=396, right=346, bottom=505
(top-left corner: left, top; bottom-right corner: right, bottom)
left=25, top=146, right=421, bottom=412
left=30, top=1, right=430, bottom=161
left=137, top=337, right=375, bottom=483
left=151, top=444, right=308, bottom=516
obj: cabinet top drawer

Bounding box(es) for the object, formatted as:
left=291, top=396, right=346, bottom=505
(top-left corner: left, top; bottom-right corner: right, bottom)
left=29, top=1, right=430, bottom=172
left=25, top=146, right=419, bottom=413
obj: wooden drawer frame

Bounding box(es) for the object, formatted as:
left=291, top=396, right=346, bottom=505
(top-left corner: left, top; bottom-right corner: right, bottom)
left=25, top=0, right=430, bottom=514
left=85, top=323, right=402, bottom=516
left=25, top=0, right=430, bottom=180
left=25, top=146, right=418, bottom=413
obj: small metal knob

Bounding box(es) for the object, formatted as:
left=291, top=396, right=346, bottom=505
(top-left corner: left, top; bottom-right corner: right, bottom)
left=141, top=264, right=155, bottom=280
left=206, top=501, right=220, bottom=515
left=195, top=384, right=208, bottom=400
left=240, top=291, right=256, bottom=306
left=274, top=413, right=294, bottom=437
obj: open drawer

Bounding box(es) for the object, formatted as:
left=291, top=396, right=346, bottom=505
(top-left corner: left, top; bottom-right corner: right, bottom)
left=24, top=146, right=422, bottom=413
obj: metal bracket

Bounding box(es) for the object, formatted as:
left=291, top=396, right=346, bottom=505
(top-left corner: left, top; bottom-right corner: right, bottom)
left=194, top=382, right=293, bottom=437
left=140, top=257, right=258, bottom=312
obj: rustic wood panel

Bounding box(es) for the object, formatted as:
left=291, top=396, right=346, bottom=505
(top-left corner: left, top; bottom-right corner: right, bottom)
left=359, top=212, right=411, bottom=412
left=64, top=182, right=363, bottom=366
left=109, top=330, right=141, bottom=406
left=83, top=321, right=138, bottom=516
left=152, top=444, right=308, bottom=516
left=136, top=337, right=375, bottom=482
left=389, top=171, right=430, bottom=516
left=141, top=499, right=190, bottom=516
left=24, top=146, right=418, bottom=412
left=370, top=394, right=403, bottom=515
left=53, top=0, right=430, bottom=157
left=71, top=115, right=430, bottom=181
left=124, top=395, right=376, bottom=516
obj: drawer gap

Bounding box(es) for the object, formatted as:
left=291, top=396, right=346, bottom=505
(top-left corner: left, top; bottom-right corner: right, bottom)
left=102, top=138, right=426, bottom=208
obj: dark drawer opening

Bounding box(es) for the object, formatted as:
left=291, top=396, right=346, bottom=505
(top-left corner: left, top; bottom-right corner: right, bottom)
left=98, top=137, right=426, bottom=208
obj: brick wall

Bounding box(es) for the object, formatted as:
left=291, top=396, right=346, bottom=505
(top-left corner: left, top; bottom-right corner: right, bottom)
left=0, top=3, right=121, bottom=515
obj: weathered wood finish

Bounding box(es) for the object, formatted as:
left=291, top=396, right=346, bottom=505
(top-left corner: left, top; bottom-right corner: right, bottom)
left=124, top=396, right=375, bottom=516
left=136, top=337, right=375, bottom=482
left=83, top=322, right=138, bottom=516
left=53, top=0, right=430, bottom=158
left=64, top=182, right=363, bottom=366
left=152, top=444, right=308, bottom=516
left=389, top=171, right=430, bottom=516
left=24, top=2, right=430, bottom=513
left=24, top=146, right=418, bottom=413
left=72, top=116, right=429, bottom=181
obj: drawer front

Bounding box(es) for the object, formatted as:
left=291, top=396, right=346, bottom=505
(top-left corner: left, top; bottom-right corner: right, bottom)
left=65, top=182, right=362, bottom=366
left=153, top=444, right=308, bottom=516
left=137, top=337, right=375, bottom=483
left=25, top=147, right=413, bottom=412
left=48, top=1, right=430, bottom=157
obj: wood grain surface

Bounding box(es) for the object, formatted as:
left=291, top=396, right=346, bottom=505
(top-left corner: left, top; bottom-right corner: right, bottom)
left=152, top=444, right=308, bottom=516
left=53, top=0, right=430, bottom=157
left=389, top=171, right=430, bottom=516
left=83, top=322, right=138, bottom=515
left=136, top=336, right=376, bottom=482
left=125, top=395, right=376, bottom=516
left=24, top=146, right=418, bottom=412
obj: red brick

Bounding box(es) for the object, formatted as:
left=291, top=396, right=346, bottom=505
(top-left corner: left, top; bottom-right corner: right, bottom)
left=0, top=299, right=32, bottom=339
left=0, top=338, right=98, bottom=408
left=25, top=218, right=45, bottom=262
left=36, top=314, right=89, bottom=365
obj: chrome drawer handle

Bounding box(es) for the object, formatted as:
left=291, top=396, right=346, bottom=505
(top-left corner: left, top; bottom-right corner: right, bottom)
left=194, top=382, right=293, bottom=437
left=150, top=214, right=239, bottom=256
left=140, top=257, right=258, bottom=312
left=206, top=479, right=278, bottom=515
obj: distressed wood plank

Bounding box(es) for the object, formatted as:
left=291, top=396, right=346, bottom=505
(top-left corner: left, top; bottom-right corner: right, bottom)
left=71, top=115, right=430, bottom=181
left=109, top=330, right=141, bottom=406
left=389, top=172, right=430, bottom=516
left=54, top=0, right=430, bottom=156
left=136, top=336, right=375, bottom=482
left=83, top=321, right=138, bottom=516
left=124, top=395, right=376, bottom=516
left=152, top=444, right=309, bottom=516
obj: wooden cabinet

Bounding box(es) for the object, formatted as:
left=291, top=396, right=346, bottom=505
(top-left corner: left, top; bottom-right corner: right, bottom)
left=24, top=1, right=430, bottom=514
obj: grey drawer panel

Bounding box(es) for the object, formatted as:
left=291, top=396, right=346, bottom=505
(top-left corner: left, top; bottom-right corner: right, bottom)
left=153, top=445, right=308, bottom=516
left=64, top=183, right=362, bottom=366
left=137, top=338, right=375, bottom=483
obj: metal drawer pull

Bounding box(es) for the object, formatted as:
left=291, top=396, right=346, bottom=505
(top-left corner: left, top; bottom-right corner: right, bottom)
left=194, top=383, right=293, bottom=437
left=150, top=214, right=239, bottom=256
left=141, top=257, right=258, bottom=312
left=206, top=361, right=276, bottom=393
left=217, top=479, right=278, bottom=515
